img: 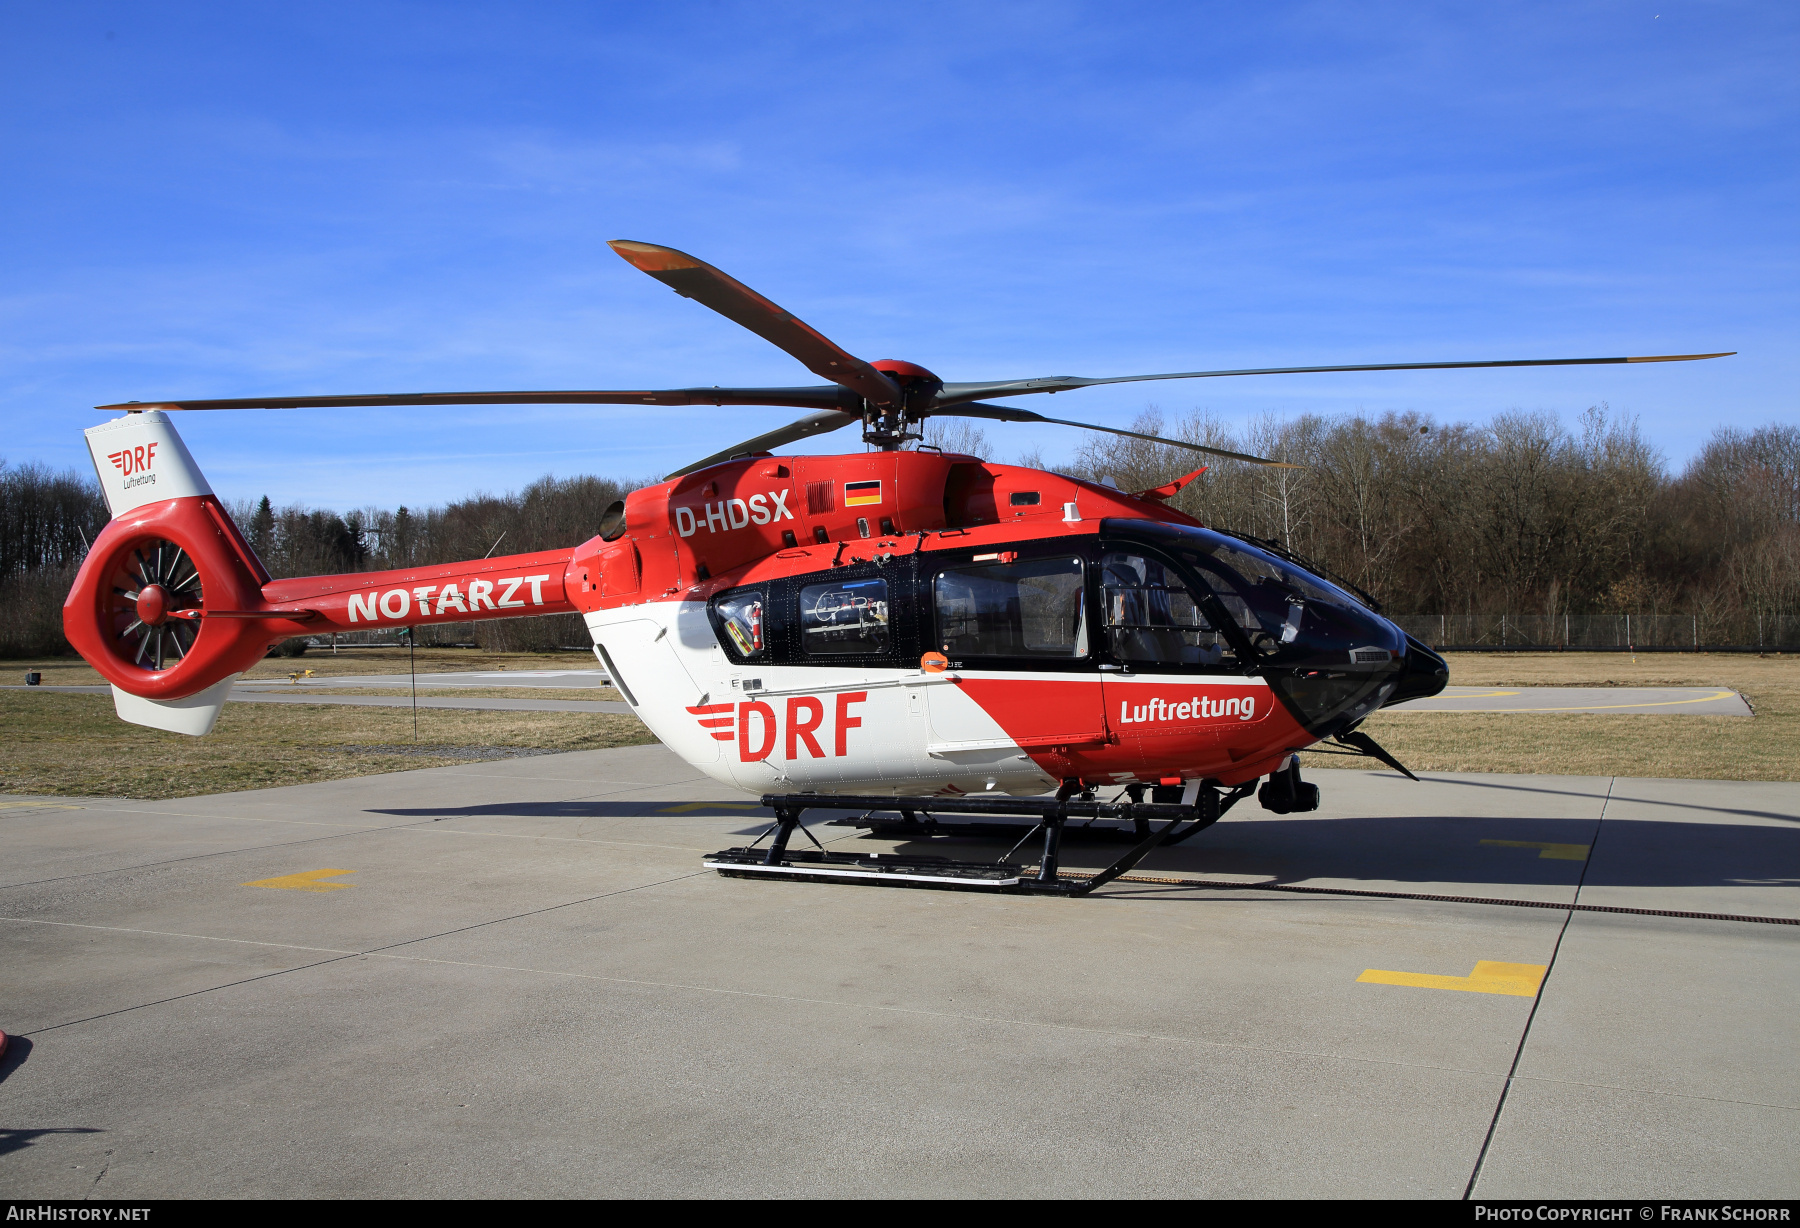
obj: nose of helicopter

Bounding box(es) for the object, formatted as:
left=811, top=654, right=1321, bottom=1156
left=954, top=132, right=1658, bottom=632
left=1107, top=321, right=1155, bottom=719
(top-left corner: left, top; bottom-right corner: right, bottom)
left=1116, top=522, right=1439, bottom=739
left=1258, top=599, right=1413, bottom=737
left=1385, top=634, right=1449, bottom=706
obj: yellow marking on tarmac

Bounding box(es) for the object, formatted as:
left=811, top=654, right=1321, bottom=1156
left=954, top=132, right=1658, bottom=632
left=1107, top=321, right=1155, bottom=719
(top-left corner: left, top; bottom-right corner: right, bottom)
left=1437, top=689, right=1521, bottom=699
left=1413, top=689, right=1737, bottom=713
left=1480, top=839, right=1590, bottom=861
left=1358, top=960, right=1548, bottom=997
left=0, top=801, right=80, bottom=810
left=1500, top=689, right=1737, bottom=713
left=657, top=803, right=761, bottom=814
left=243, top=868, right=355, bottom=892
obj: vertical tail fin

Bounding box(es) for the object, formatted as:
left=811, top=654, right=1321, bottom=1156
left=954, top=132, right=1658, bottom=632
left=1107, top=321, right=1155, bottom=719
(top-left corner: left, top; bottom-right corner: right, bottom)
left=65, top=412, right=270, bottom=734
left=85, top=410, right=218, bottom=517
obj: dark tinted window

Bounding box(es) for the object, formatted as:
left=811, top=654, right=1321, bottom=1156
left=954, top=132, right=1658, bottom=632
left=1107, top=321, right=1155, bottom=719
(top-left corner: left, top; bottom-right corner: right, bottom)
left=935, top=556, right=1086, bottom=658
left=1175, top=538, right=1367, bottom=656
left=1100, top=551, right=1238, bottom=667
left=800, top=578, right=890, bottom=655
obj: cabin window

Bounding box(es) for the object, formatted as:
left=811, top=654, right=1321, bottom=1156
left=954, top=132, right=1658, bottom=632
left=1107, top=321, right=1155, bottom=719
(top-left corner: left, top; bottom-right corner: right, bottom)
left=711, top=588, right=767, bottom=660
left=1008, top=491, right=1040, bottom=506
left=934, top=556, right=1087, bottom=658
left=800, top=578, right=890, bottom=655
left=1101, top=551, right=1236, bottom=667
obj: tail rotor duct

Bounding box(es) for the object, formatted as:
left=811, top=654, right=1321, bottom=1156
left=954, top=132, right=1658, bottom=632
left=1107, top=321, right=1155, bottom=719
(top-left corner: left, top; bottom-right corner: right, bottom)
left=109, top=538, right=204, bottom=671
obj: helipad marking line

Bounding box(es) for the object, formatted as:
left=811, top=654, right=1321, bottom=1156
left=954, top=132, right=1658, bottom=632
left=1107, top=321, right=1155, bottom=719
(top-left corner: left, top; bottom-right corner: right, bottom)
left=1358, top=960, right=1548, bottom=997
left=1480, top=839, right=1591, bottom=861
left=1407, top=689, right=1739, bottom=714
left=243, top=868, right=355, bottom=892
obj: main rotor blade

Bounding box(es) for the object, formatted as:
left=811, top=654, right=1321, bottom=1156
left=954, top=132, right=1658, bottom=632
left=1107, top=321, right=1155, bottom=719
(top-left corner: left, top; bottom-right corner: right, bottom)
left=608, top=240, right=901, bottom=410
left=95, top=386, right=861, bottom=413
left=935, top=352, right=1736, bottom=407
left=668, top=408, right=861, bottom=479
left=943, top=402, right=1300, bottom=468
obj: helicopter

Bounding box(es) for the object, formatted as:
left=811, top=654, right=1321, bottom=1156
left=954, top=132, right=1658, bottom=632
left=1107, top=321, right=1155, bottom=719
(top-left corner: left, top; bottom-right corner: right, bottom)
left=62, top=241, right=1732, bottom=893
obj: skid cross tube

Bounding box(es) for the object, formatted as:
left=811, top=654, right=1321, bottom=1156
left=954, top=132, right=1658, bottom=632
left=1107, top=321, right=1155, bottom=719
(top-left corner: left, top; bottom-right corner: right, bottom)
left=701, top=789, right=1248, bottom=895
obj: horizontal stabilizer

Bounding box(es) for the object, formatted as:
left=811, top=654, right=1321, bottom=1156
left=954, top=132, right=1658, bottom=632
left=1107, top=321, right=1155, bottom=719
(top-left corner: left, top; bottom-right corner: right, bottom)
left=110, top=673, right=240, bottom=736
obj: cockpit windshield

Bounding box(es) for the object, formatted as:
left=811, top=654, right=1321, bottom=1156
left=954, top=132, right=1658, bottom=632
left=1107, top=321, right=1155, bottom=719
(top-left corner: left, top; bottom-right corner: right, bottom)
left=1178, top=537, right=1372, bottom=655
left=1104, top=520, right=1406, bottom=734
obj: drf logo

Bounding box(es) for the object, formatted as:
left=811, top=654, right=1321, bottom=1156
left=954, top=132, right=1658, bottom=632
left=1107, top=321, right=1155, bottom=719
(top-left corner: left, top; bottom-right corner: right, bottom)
left=108, top=443, right=158, bottom=475
left=108, top=443, right=159, bottom=488
left=689, top=692, right=867, bottom=762
left=674, top=489, right=794, bottom=538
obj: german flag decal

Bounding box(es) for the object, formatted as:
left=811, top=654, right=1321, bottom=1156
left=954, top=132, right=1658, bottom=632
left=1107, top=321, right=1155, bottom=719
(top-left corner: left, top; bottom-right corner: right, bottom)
left=843, top=479, right=883, bottom=507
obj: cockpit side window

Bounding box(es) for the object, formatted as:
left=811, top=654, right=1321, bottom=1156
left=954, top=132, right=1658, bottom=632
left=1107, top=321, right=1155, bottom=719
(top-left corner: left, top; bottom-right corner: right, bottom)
left=935, top=556, right=1087, bottom=659
left=1100, top=550, right=1239, bottom=669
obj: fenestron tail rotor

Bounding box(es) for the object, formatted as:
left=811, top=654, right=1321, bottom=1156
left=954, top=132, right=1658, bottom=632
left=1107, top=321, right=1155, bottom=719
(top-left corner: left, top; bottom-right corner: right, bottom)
left=108, top=538, right=203, bottom=671
left=95, top=238, right=1734, bottom=476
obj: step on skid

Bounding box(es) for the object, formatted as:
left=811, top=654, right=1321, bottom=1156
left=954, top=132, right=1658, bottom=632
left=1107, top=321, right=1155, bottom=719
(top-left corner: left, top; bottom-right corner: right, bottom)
left=703, top=785, right=1256, bottom=895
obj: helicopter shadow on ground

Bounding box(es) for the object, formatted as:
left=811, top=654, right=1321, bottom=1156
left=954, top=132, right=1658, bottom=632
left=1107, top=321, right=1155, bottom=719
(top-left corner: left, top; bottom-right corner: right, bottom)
left=1408, top=772, right=1800, bottom=826
left=884, top=814, right=1800, bottom=894
left=367, top=800, right=769, bottom=824
left=368, top=799, right=1800, bottom=893
left=0, top=1034, right=32, bottom=1088
left=1, top=1033, right=102, bottom=1164
left=369, top=798, right=937, bottom=843
left=0, top=1127, right=105, bottom=1159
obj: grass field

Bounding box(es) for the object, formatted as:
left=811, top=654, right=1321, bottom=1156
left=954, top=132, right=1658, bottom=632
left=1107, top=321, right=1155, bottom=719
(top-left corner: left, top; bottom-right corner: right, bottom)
left=235, top=686, right=627, bottom=701
left=3, top=649, right=1794, bottom=799
left=6, top=646, right=599, bottom=686
left=1, top=649, right=653, bottom=800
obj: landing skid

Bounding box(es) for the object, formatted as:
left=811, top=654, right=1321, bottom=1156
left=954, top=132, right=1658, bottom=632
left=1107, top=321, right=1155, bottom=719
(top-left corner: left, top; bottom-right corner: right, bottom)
left=703, top=786, right=1255, bottom=895
left=825, top=816, right=1148, bottom=843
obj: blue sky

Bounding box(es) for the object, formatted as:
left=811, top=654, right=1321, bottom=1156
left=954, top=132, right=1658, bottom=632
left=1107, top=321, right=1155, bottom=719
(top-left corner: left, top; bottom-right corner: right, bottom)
left=3, top=1, right=1794, bottom=509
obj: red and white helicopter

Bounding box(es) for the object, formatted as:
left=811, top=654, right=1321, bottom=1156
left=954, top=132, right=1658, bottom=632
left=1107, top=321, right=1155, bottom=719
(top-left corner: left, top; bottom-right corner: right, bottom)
left=63, top=242, right=1730, bottom=892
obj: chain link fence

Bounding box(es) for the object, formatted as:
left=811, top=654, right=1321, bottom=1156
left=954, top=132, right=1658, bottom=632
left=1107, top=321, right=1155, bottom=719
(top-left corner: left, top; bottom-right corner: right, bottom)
left=1391, top=613, right=1800, bottom=651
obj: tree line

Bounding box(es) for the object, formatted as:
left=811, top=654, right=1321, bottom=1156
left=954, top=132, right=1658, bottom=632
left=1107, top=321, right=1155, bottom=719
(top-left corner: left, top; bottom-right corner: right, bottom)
left=1, top=460, right=114, bottom=659
left=1036, top=406, right=1799, bottom=645
left=3, top=408, right=1795, bottom=656
left=223, top=473, right=637, bottom=650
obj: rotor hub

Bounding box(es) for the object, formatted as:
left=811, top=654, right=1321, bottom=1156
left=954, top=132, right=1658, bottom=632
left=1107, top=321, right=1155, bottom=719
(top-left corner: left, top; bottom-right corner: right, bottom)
left=136, top=584, right=171, bottom=626
left=865, top=360, right=941, bottom=448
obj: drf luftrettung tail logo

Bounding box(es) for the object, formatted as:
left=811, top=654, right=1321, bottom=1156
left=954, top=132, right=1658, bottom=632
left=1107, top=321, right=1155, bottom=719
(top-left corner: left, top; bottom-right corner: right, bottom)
left=109, top=443, right=159, bottom=491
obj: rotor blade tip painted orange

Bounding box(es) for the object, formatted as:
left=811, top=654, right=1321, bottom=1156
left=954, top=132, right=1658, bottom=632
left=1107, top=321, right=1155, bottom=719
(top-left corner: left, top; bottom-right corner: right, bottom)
left=1624, top=352, right=1736, bottom=363
left=607, top=240, right=705, bottom=272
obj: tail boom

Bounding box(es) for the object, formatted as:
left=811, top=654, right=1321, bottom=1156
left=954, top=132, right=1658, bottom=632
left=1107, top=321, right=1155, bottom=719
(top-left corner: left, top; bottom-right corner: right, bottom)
left=65, top=410, right=588, bottom=730
left=259, top=550, right=579, bottom=633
